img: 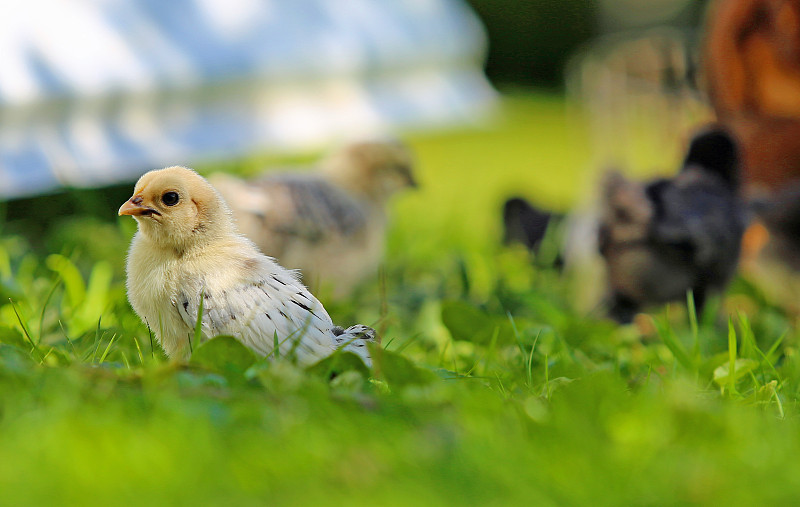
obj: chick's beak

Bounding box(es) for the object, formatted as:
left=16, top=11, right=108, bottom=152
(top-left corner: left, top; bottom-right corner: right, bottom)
left=119, top=196, right=160, bottom=217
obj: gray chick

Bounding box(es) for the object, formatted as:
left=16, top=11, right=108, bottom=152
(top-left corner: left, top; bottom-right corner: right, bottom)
left=598, top=129, right=745, bottom=323
left=209, top=139, right=416, bottom=296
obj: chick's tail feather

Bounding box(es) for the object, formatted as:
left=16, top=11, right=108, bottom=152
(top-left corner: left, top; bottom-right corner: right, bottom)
left=332, top=324, right=378, bottom=367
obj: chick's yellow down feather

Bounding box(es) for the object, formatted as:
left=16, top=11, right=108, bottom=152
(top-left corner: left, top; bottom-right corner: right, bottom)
left=208, top=140, right=416, bottom=295
left=119, top=166, right=376, bottom=365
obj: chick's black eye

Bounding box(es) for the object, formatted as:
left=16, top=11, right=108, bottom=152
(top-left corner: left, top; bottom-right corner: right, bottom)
left=161, top=191, right=179, bottom=206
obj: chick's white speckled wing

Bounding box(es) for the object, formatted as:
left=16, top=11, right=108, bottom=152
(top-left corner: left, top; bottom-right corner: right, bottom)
left=175, top=269, right=337, bottom=365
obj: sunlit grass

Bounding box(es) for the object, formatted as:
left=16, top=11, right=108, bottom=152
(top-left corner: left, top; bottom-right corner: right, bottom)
left=0, top=92, right=799, bottom=505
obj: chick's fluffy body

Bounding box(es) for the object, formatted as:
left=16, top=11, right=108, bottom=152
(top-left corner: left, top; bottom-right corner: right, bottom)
left=123, top=166, right=373, bottom=365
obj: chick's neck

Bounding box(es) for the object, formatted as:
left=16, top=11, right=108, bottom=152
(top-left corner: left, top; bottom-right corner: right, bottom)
left=138, top=217, right=233, bottom=259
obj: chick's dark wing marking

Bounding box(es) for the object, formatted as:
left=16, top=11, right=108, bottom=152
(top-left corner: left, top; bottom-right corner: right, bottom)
left=255, top=174, right=367, bottom=242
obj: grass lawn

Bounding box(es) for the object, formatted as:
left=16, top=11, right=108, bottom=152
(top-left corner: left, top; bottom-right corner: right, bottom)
left=1, top=92, right=799, bottom=505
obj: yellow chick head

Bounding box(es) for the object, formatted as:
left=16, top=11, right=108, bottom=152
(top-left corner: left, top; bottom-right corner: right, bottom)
left=119, top=166, right=234, bottom=253
left=323, top=140, right=417, bottom=200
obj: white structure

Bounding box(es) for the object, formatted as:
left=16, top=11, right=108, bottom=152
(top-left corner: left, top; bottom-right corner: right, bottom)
left=0, top=0, right=495, bottom=199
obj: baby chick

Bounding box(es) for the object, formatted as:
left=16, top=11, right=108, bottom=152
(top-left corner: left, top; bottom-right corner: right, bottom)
left=119, top=166, right=377, bottom=366
left=208, top=139, right=416, bottom=295
left=598, top=129, right=746, bottom=323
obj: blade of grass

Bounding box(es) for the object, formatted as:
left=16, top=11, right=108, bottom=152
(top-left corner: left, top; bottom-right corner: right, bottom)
left=394, top=333, right=423, bottom=354
left=438, top=339, right=451, bottom=369
left=39, top=347, right=53, bottom=363
left=148, top=322, right=155, bottom=359
left=493, top=372, right=507, bottom=398
left=483, top=325, right=501, bottom=376
left=507, top=311, right=526, bottom=358
left=133, top=335, right=145, bottom=366
left=158, top=314, right=165, bottom=359
left=686, top=290, right=699, bottom=360
left=727, top=318, right=738, bottom=396
left=772, top=383, right=785, bottom=419
left=737, top=311, right=756, bottom=360
left=9, top=298, right=44, bottom=361
left=464, top=326, right=499, bottom=377
left=763, top=330, right=787, bottom=367
left=654, top=313, right=694, bottom=372
left=543, top=353, right=551, bottom=399
left=528, top=330, right=541, bottom=387
left=38, top=278, right=62, bottom=344
left=58, top=320, right=77, bottom=357
left=749, top=330, right=786, bottom=385
left=99, top=333, right=117, bottom=363
left=90, top=327, right=105, bottom=363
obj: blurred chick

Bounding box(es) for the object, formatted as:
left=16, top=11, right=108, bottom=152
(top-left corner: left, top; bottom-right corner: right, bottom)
left=208, top=140, right=416, bottom=295
left=119, top=166, right=377, bottom=366
left=598, top=129, right=746, bottom=323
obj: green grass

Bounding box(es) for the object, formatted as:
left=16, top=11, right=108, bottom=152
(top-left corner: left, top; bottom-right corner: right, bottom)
left=1, top=92, right=800, bottom=505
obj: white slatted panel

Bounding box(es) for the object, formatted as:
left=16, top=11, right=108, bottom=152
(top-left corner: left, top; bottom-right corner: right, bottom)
left=0, top=0, right=495, bottom=198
